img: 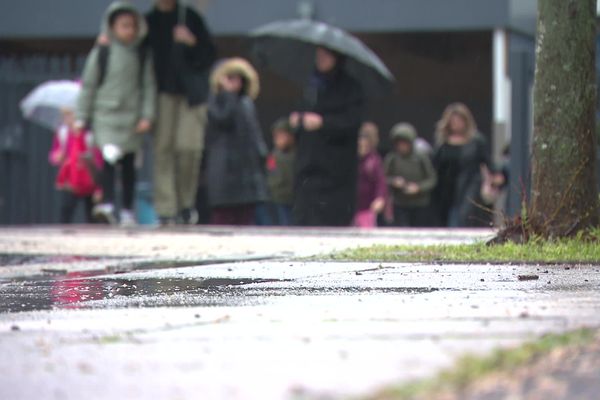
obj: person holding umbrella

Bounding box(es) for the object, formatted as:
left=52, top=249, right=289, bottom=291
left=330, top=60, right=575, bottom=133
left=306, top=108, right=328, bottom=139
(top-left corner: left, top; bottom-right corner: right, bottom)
left=249, top=19, right=394, bottom=226
left=288, top=46, right=365, bottom=226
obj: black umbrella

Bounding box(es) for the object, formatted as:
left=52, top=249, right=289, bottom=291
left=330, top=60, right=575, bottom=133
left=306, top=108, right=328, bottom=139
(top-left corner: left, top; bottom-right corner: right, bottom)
left=249, top=19, right=395, bottom=98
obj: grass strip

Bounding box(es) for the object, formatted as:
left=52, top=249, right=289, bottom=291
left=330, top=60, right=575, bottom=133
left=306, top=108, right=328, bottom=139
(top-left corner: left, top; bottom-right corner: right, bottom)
left=366, top=328, right=596, bottom=400
left=329, top=238, right=600, bottom=264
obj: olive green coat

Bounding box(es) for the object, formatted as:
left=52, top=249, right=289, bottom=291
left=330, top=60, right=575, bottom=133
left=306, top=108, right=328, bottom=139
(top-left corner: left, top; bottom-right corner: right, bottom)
left=76, top=2, right=156, bottom=153
left=384, top=150, right=437, bottom=208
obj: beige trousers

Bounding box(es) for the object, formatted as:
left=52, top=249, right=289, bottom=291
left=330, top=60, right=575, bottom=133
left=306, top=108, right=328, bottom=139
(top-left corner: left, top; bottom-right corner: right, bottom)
left=153, top=93, right=207, bottom=217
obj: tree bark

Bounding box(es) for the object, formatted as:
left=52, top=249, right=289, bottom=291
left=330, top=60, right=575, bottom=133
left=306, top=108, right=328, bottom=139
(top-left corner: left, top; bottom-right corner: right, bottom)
left=530, top=0, right=599, bottom=237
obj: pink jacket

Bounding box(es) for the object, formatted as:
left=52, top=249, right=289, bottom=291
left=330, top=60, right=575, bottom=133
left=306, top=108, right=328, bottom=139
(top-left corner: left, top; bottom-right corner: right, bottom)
left=49, top=125, right=103, bottom=196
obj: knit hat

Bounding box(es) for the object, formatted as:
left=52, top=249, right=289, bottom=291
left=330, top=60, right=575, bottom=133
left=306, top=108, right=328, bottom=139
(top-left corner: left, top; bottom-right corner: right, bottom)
left=271, top=117, right=292, bottom=133
left=390, top=122, right=417, bottom=143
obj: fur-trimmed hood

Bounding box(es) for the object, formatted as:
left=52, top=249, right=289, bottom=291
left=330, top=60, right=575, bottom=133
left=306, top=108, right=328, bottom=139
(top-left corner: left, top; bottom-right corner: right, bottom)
left=210, top=58, right=260, bottom=99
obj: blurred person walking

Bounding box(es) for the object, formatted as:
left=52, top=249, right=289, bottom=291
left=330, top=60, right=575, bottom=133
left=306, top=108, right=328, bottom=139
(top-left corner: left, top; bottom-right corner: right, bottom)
left=432, top=103, right=492, bottom=227
left=265, top=117, right=296, bottom=226
left=147, top=0, right=216, bottom=225
left=289, top=47, right=366, bottom=226
left=49, top=109, right=103, bottom=223
left=76, top=2, right=156, bottom=226
left=384, top=123, right=437, bottom=227
left=205, top=58, right=268, bottom=225
left=249, top=19, right=393, bottom=226
left=354, top=122, right=387, bottom=228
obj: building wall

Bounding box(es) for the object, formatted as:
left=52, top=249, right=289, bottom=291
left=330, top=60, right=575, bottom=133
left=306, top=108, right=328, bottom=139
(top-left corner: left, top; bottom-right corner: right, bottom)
left=0, top=0, right=536, bottom=38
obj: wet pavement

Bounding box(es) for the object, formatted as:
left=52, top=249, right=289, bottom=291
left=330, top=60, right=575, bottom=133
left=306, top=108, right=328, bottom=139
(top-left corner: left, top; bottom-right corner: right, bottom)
left=0, top=227, right=599, bottom=400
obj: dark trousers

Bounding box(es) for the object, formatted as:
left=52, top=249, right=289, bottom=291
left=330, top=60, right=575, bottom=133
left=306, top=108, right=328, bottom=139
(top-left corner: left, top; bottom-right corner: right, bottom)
left=393, top=205, right=430, bottom=227
left=211, top=204, right=256, bottom=225
left=59, top=191, right=94, bottom=223
left=293, top=192, right=355, bottom=227
left=102, top=153, right=136, bottom=209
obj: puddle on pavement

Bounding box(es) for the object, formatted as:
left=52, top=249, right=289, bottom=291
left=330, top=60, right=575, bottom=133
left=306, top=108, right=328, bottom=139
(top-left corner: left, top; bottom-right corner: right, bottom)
left=0, top=270, right=443, bottom=313
left=0, top=273, right=285, bottom=313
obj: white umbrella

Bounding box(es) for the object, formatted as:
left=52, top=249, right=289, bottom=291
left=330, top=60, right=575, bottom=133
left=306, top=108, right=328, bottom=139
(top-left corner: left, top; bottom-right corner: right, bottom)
left=20, top=80, right=80, bottom=131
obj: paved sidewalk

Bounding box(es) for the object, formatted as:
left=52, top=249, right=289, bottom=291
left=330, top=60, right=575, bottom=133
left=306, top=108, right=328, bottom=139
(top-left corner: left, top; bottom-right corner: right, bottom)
left=0, top=226, right=598, bottom=400
left=0, top=226, right=493, bottom=277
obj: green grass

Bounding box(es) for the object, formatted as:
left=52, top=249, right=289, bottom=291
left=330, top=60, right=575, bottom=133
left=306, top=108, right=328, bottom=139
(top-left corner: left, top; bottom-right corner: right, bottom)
left=329, top=235, right=600, bottom=264
left=366, top=328, right=597, bottom=400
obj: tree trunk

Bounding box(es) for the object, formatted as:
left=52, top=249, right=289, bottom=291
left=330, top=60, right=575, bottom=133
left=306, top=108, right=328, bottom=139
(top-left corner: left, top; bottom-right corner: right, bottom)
left=530, top=0, right=599, bottom=237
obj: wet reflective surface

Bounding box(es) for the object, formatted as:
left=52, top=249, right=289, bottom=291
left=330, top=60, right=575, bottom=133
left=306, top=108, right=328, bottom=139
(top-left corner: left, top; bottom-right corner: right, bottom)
left=0, top=273, right=287, bottom=313
left=1, top=258, right=600, bottom=400
left=4, top=227, right=571, bottom=400
left=0, top=270, right=447, bottom=313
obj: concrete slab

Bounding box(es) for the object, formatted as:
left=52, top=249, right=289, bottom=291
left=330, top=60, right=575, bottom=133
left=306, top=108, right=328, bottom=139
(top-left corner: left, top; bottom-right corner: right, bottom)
left=1, top=253, right=599, bottom=400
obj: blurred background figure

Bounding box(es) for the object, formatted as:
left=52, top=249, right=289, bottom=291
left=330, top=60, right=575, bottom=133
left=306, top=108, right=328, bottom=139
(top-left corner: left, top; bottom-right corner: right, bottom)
left=384, top=123, right=436, bottom=227
left=76, top=2, right=156, bottom=226
left=290, top=47, right=365, bottom=226
left=432, top=103, right=492, bottom=227
left=250, top=19, right=393, bottom=227
left=49, top=108, right=103, bottom=223
left=264, top=117, right=296, bottom=226
left=20, top=79, right=104, bottom=224
left=354, top=122, right=387, bottom=228
left=148, top=0, right=217, bottom=226
left=205, top=58, right=268, bottom=225
left=358, top=122, right=380, bottom=148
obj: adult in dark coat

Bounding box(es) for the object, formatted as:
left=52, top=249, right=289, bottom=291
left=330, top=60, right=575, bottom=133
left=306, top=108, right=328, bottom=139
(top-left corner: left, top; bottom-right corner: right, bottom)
left=146, top=0, right=217, bottom=226
left=146, top=0, right=216, bottom=104
left=205, top=58, right=269, bottom=225
left=432, top=103, right=492, bottom=227
left=289, top=47, right=366, bottom=226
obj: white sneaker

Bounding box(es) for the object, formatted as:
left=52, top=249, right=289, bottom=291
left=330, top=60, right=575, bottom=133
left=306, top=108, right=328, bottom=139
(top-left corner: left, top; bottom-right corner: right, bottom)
left=120, top=209, right=136, bottom=227
left=179, top=208, right=199, bottom=225
left=92, top=203, right=116, bottom=225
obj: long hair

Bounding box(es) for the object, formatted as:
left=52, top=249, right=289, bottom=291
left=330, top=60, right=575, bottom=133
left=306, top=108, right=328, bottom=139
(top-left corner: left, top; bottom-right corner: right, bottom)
left=435, top=102, right=477, bottom=145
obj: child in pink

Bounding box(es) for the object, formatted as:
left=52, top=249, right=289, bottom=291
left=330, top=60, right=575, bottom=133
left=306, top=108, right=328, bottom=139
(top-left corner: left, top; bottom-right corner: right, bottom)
left=49, top=109, right=103, bottom=223
left=354, top=122, right=387, bottom=228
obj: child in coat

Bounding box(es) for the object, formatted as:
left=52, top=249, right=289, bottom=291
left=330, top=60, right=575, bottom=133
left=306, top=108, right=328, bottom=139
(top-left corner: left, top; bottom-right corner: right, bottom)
left=49, top=108, right=103, bottom=223
left=205, top=58, right=268, bottom=225
left=265, top=117, right=296, bottom=225
left=384, top=123, right=437, bottom=227
left=75, top=2, right=156, bottom=226
left=354, top=122, right=387, bottom=228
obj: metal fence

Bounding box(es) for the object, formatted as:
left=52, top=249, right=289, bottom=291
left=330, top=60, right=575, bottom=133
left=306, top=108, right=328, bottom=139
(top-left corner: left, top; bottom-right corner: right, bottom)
left=0, top=54, right=86, bottom=224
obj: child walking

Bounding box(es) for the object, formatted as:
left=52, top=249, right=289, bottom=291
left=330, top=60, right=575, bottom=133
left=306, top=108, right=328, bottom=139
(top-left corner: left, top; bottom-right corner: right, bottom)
left=384, top=123, right=437, bottom=227
left=49, top=108, right=103, bottom=223
left=265, top=117, right=296, bottom=225
left=354, top=122, right=387, bottom=228
left=76, top=2, right=156, bottom=225
left=205, top=58, right=269, bottom=225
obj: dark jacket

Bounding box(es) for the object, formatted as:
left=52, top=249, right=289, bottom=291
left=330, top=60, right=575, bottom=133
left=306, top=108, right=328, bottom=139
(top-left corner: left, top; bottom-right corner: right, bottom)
left=206, top=92, right=269, bottom=207
left=293, top=69, right=365, bottom=226
left=267, top=149, right=296, bottom=205
left=146, top=3, right=216, bottom=104
left=433, top=134, right=491, bottom=227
